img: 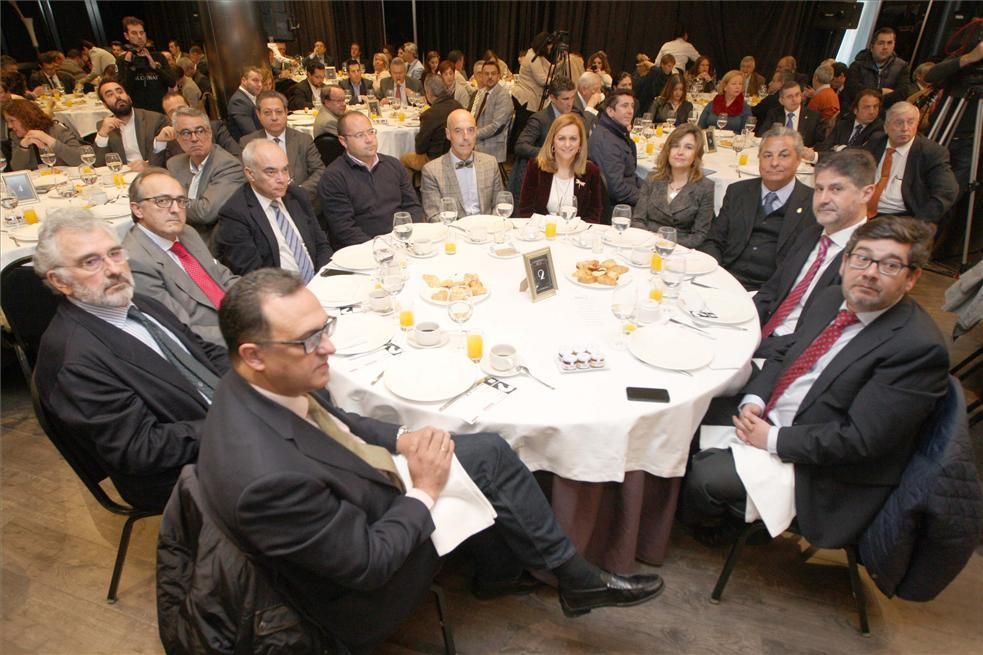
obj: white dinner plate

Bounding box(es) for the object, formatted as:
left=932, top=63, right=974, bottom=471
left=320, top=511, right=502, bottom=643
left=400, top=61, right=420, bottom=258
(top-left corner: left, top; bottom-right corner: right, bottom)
left=680, top=250, right=718, bottom=275
left=6, top=223, right=41, bottom=242
left=453, top=215, right=507, bottom=231
left=566, top=271, right=632, bottom=289
left=628, top=324, right=713, bottom=371
left=330, top=243, right=377, bottom=271
left=603, top=227, right=654, bottom=248
left=89, top=201, right=131, bottom=219
left=685, top=288, right=755, bottom=325
left=419, top=284, right=491, bottom=305
left=384, top=351, right=481, bottom=402
left=332, top=312, right=396, bottom=355
left=307, top=273, right=374, bottom=307
left=409, top=222, right=448, bottom=242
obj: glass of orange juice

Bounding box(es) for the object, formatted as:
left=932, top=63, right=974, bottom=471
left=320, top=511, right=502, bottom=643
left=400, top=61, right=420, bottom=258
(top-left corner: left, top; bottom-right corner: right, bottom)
left=22, top=208, right=39, bottom=225
left=444, top=232, right=457, bottom=255
left=398, top=298, right=414, bottom=331
left=544, top=219, right=557, bottom=240
left=645, top=141, right=654, bottom=155
left=648, top=275, right=664, bottom=302
left=466, top=330, right=483, bottom=362
left=738, top=153, right=749, bottom=167
left=650, top=252, right=662, bottom=273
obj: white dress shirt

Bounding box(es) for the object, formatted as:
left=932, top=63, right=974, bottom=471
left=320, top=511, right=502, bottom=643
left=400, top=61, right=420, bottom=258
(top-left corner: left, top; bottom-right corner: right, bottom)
left=136, top=224, right=181, bottom=266
left=188, top=153, right=211, bottom=199
left=94, top=114, right=165, bottom=163
left=238, top=85, right=257, bottom=105
left=68, top=298, right=192, bottom=361
left=265, top=130, right=288, bottom=153
left=760, top=178, right=796, bottom=208
left=251, top=188, right=304, bottom=272
left=784, top=108, right=800, bottom=131
left=877, top=139, right=913, bottom=215
left=450, top=152, right=480, bottom=216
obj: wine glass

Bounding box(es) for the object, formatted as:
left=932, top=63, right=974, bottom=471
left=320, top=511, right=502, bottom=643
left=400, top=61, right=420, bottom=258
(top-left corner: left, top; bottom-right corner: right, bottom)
left=611, top=204, right=632, bottom=249
left=610, top=283, right=637, bottom=350
left=558, top=195, right=577, bottom=240
left=79, top=145, right=96, bottom=168
left=494, top=191, right=513, bottom=219
left=715, top=113, right=728, bottom=131
left=745, top=116, right=757, bottom=136
left=105, top=152, right=122, bottom=172
left=371, top=235, right=395, bottom=266
left=392, top=211, right=413, bottom=245
left=380, top=262, right=405, bottom=299
left=688, top=109, right=698, bottom=127
left=0, top=152, right=7, bottom=172
left=656, top=226, right=677, bottom=259
left=1, top=193, right=21, bottom=227
left=40, top=147, right=57, bottom=168
left=447, top=284, right=474, bottom=343
left=439, top=196, right=458, bottom=225
left=344, top=91, right=353, bottom=105
left=662, top=255, right=687, bottom=305
left=732, top=133, right=747, bottom=172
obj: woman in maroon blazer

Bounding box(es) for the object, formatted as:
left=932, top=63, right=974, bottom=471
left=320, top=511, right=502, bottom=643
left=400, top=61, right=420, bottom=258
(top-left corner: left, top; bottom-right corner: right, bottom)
left=518, top=112, right=603, bottom=223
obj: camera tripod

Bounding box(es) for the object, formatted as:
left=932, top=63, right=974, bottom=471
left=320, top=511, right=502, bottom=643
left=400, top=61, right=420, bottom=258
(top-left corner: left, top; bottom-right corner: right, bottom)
left=538, top=44, right=571, bottom=111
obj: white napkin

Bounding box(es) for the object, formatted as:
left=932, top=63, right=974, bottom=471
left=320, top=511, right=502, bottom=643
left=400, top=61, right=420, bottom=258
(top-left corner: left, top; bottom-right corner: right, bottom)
left=393, top=453, right=497, bottom=556
left=730, top=438, right=796, bottom=537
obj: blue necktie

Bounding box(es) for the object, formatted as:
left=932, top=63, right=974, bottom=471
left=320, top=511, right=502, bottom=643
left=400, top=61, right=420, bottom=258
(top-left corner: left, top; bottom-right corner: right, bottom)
left=763, top=191, right=780, bottom=215
left=271, top=200, right=316, bottom=282
left=785, top=112, right=794, bottom=129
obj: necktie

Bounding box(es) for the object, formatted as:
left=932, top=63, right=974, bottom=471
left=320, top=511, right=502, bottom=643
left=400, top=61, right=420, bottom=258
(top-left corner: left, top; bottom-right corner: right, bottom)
left=170, top=241, right=226, bottom=308
left=848, top=123, right=864, bottom=146
left=785, top=112, right=795, bottom=129
left=273, top=136, right=281, bottom=146
left=764, top=309, right=860, bottom=414
left=475, top=89, right=489, bottom=121
left=760, top=236, right=832, bottom=338
left=867, top=147, right=896, bottom=218
left=127, top=306, right=219, bottom=402
left=306, top=396, right=405, bottom=492
left=455, top=159, right=474, bottom=169
left=763, top=191, right=780, bottom=215
left=270, top=200, right=316, bottom=282
left=395, top=84, right=402, bottom=104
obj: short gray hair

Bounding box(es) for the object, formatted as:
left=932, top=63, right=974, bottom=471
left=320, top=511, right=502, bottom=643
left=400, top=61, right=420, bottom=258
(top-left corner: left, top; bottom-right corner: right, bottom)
left=170, top=105, right=208, bottom=123
left=403, top=43, right=418, bottom=57
left=813, top=65, right=834, bottom=85
left=886, top=101, right=919, bottom=122
left=33, top=208, right=118, bottom=284
left=390, top=57, right=406, bottom=70
left=578, top=71, right=602, bottom=92
left=424, top=75, right=449, bottom=99
left=241, top=138, right=278, bottom=170
left=759, top=124, right=804, bottom=157
left=320, top=84, right=345, bottom=103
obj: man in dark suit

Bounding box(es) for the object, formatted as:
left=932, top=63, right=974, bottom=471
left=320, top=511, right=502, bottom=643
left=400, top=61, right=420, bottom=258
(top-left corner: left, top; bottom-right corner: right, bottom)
left=123, top=169, right=238, bottom=346
left=762, top=81, right=822, bottom=147
left=752, top=70, right=793, bottom=130
left=699, top=126, right=815, bottom=290
left=343, top=42, right=370, bottom=72
left=509, top=77, right=577, bottom=195
left=634, top=54, right=674, bottom=124
left=288, top=61, right=326, bottom=112
left=215, top=139, right=332, bottom=278
left=28, top=51, right=74, bottom=95
left=377, top=57, right=423, bottom=101
left=754, top=150, right=874, bottom=357
left=162, top=92, right=241, bottom=158
left=240, top=90, right=324, bottom=201
left=863, top=101, right=959, bottom=225
left=739, top=56, right=766, bottom=97
left=302, top=40, right=334, bottom=70
left=198, top=268, right=665, bottom=653
left=815, top=88, right=883, bottom=153
left=33, top=209, right=228, bottom=512
left=93, top=79, right=170, bottom=169
left=339, top=61, right=371, bottom=104
left=399, top=76, right=461, bottom=172
left=226, top=67, right=264, bottom=142
left=683, top=217, right=948, bottom=549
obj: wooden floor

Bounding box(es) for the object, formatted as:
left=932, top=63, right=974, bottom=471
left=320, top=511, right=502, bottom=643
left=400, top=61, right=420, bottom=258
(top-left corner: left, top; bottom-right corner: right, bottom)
left=2, top=270, right=981, bottom=654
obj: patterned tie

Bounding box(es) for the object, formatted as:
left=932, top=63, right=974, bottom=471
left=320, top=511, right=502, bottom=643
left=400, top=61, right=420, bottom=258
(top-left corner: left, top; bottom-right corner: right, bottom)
left=475, top=89, right=489, bottom=121
left=867, top=147, right=896, bottom=218
left=273, top=136, right=281, bottom=146
left=170, top=241, right=225, bottom=308
left=306, top=396, right=405, bottom=492
left=270, top=200, right=316, bottom=282
left=763, top=191, right=780, bottom=215
left=764, top=309, right=860, bottom=414
left=848, top=123, right=864, bottom=146
left=785, top=112, right=795, bottom=129
left=127, top=306, right=219, bottom=402
left=761, top=236, right=832, bottom=338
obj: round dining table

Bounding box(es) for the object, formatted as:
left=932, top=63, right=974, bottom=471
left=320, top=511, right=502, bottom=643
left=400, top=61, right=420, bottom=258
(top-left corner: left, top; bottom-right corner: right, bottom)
left=308, top=216, right=760, bottom=572
left=48, top=93, right=111, bottom=137
left=287, top=106, right=420, bottom=159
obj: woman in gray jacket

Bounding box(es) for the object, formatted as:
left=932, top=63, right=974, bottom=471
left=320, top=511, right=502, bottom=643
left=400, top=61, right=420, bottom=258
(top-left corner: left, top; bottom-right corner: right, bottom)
left=3, top=99, right=84, bottom=170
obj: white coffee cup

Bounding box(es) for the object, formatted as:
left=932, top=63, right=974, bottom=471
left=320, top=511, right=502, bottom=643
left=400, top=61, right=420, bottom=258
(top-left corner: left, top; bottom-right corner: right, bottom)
left=490, top=344, right=517, bottom=371
left=412, top=238, right=433, bottom=256
left=368, top=289, right=392, bottom=313
left=414, top=321, right=442, bottom=346
left=470, top=226, right=488, bottom=243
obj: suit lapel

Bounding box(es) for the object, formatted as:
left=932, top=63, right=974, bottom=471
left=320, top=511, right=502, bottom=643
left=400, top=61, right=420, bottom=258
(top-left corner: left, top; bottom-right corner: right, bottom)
left=440, top=155, right=465, bottom=214
left=475, top=156, right=496, bottom=213
left=777, top=182, right=810, bottom=252
left=133, top=227, right=213, bottom=307
left=171, top=227, right=219, bottom=306
left=244, top=189, right=282, bottom=263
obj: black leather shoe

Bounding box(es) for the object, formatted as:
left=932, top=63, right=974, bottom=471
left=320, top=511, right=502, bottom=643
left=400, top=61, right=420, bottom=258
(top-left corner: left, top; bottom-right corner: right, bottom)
left=472, top=571, right=543, bottom=600
left=558, top=572, right=665, bottom=617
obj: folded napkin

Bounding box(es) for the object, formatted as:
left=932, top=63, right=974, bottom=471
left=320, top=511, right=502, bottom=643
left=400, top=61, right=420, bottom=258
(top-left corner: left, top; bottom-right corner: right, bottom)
left=730, top=436, right=796, bottom=537
left=393, top=453, right=497, bottom=555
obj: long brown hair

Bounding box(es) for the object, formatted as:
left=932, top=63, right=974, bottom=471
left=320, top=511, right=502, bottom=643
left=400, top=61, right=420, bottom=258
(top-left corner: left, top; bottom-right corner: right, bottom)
left=2, top=98, right=53, bottom=131
left=650, top=123, right=705, bottom=183
left=658, top=74, right=688, bottom=104
left=536, top=112, right=588, bottom=176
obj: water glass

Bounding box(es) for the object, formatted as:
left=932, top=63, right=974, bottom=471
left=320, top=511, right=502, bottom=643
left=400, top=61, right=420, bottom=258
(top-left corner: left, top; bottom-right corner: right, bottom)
left=610, top=284, right=637, bottom=350
left=611, top=205, right=632, bottom=246
left=716, top=113, right=728, bottom=131
left=393, top=211, right=413, bottom=244
left=655, top=226, right=677, bottom=258
left=494, top=191, right=513, bottom=218
left=662, top=255, right=687, bottom=302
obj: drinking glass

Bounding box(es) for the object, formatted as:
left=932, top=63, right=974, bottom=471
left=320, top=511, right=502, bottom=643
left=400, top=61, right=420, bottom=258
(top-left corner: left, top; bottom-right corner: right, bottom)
left=662, top=255, right=687, bottom=303
left=344, top=91, right=353, bottom=105
left=611, top=204, right=632, bottom=248
left=40, top=147, right=57, bottom=168
left=558, top=196, right=577, bottom=239
left=732, top=133, right=748, bottom=169
left=610, top=284, right=637, bottom=350
left=372, top=235, right=395, bottom=266
left=392, top=211, right=413, bottom=244
left=656, top=226, right=677, bottom=259
left=1, top=193, right=21, bottom=227
left=716, top=113, right=728, bottom=131
left=105, top=152, right=122, bottom=172
left=466, top=329, right=483, bottom=363
left=688, top=109, right=698, bottom=127
left=745, top=116, right=757, bottom=134
left=398, top=296, right=415, bottom=331
left=447, top=284, right=474, bottom=345
left=79, top=145, right=96, bottom=168
left=494, top=191, right=513, bottom=219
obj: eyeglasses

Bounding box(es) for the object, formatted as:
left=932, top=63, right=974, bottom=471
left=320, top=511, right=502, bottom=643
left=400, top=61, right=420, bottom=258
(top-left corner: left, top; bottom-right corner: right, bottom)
left=176, top=126, right=210, bottom=139
left=846, top=253, right=915, bottom=277
left=139, top=195, right=191, bottom=209
left=64, top=247, right=129, bottom=272
left=257, top=317, right=336, bottom=354
left=341, top=128, right=377, bottom=140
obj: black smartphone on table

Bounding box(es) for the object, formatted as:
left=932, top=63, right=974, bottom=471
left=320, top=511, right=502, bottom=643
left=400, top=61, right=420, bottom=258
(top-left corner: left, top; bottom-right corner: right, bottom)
left=626, top=387, right=671, bottom=403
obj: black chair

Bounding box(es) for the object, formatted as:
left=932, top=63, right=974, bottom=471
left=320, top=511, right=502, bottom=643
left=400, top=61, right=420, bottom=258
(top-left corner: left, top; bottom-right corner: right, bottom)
left=314, top=133, right=344, bottom=167
left=30, top=371, right=161, bottom=603
left=0, top=256, right=61, bottom=381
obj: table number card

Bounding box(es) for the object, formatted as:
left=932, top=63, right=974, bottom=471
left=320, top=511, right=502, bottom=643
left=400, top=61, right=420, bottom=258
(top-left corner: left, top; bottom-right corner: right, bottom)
left=523, top=247, right=557, bottom=302
left=704, top=127, right=717, bottom=153
left=1, top=173, right=39, bottom=204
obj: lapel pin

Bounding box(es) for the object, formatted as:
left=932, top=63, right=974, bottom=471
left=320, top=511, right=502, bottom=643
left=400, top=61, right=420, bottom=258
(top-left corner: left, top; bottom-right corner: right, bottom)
left=796, top=208, right=803, bottom=213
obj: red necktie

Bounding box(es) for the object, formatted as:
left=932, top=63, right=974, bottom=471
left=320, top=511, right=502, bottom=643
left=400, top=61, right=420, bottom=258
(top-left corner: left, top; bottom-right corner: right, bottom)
left=867, top=147, right=895, bottom=218
left=170, top=241, right=226, bottom=308
left=761, top=236, right=832, bottom=338
left=396, top=84, right=402, bottom=103
left=764, top=309, right=860, bottom=415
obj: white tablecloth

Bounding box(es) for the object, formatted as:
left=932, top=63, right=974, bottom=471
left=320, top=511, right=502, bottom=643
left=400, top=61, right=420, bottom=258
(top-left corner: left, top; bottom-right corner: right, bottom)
left=288, top=108, right=420, bottom=159
left=315, top=218, right=759, bottom=483
left=51, top=95, right=110, bottom=137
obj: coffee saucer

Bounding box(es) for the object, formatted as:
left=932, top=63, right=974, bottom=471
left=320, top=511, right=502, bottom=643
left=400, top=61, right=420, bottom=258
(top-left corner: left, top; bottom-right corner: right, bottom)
left=407, top=249, right=438, bottom=259
left=479, top=355, right=521, bottom=377
left=406, top=331, right=450, bottom=349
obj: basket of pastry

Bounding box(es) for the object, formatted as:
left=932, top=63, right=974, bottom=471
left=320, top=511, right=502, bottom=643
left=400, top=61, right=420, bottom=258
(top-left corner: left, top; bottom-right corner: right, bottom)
left=421, top=273, right=490, bottom=304
left=570, top=259, right=631, bottom=287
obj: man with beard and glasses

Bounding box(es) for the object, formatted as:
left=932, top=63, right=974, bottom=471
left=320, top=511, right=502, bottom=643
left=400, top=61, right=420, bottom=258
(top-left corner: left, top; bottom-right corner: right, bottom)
left=94, top=79, right=173, bottom=170
left=33, top=208, right=229, bottom=511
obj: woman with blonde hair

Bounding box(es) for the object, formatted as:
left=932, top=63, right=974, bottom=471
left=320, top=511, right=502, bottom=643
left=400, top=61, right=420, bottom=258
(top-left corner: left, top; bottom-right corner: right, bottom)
left=697, top=69, right=752, bottom=132
left=632, top=123, right=714, bottom=248
left=518, top=112, right=602, bottom=223
left=371, top=52, right=391, bottom=95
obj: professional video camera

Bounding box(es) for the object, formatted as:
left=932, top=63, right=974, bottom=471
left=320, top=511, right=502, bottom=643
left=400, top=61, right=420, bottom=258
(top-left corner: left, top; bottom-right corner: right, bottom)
left=545, top=30, right=570, bottom=56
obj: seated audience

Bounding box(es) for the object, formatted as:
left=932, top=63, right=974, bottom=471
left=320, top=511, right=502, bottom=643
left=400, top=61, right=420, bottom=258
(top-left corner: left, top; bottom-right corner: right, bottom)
left=166, top=107, right=245, bottom=238
left=28, top=50, right=74, bottom=95
left=699, top=126, right=815, bottom=290
left=226, top=66, right=264, bottom=141
left=650, top=74, right=694, bottom=126
left=345, top=42, right=369, bottom=71
left=589, top=90, right=641, bottom=210
left=303, top=40, right=333, bottom=69
left=807, top=64, right=840, bottom=123
left=421, top=109, right=503, bottom=219
left=318, top=111, right=424, bottom=247
left=687, top=55, right=716, bottom=93
left=635, top=54, right=676, bottom=122
left=400, top=76, right=462, bottom=172
left=59, top=49, right=87, bottom=83
left=33, top=209, right=228, bottom=511
left=471, top=59, right=514, bottom=163
left=123, top=169, right=238, bottom=346
left=440, top=59, right=472, bottom=109
left=176, top=61, right=202, bottom=108
left=761, top=81, right=822, bottom=147
left=340, top=61, right=371, bottom=104
left=94, top=79, right=170, bottom=170
left=370, top=52, right=391, bottom=96
left=614, top=71, right=633, bottom=92
left=215, top=140, right=332, bottom=278
left=682, top=217, right=947, bottom=549
left=162, top=91, right=241, bottom=157
left=378, top=57, right=422, bottom=102
left=863, top=101, right=959, bottom=224
left=80, top=40, right=117, bottom=84
left=816, top=88, right=883, bottom=153
left=403, top=42, right=425, bottom=80
left=510, top=77, right=577, bottom=196
left=197, top=268, right=665, bottom=653
left=754, top=150, right=873, bottom=357
left=2, top=99, right=83, bottom=169
left=830, top=61, right=848, bottom=99
left=241, top=90, right=324, bottom=201
left=446, top=50, right=475, bottom=105
left=288, top=61, right=326, bottom=111
left=752, top=69, right=794, bottom=126
left=698, top=70, right=751, bottom=132
left=423, top=50, right=441, bottom=81
left=519, top=112, right=602, bottom=223
left=632, top=123, right=714, bottom=248
left=313, top=85, right=347, bottom=138
left=739, top=55, right=766, bottom=96
left=587, top=51, right=614, bottom=88
left=575, top=72, right=603, bottom=124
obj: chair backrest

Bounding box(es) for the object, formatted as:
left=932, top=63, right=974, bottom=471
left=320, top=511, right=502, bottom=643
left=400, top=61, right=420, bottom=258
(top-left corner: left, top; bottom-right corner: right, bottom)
left=0, top=256, right=61, bottom=380
left=200, top=90, right=218, bottom=120
left=314, top=133, right=344, bottom=167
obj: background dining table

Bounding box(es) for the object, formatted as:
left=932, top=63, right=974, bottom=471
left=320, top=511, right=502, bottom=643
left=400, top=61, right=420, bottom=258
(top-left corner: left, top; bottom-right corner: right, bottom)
left=287, top=105, right=420, bottom=159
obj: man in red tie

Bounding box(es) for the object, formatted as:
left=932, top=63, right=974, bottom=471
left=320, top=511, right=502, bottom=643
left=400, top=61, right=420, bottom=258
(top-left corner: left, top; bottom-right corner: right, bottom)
left=681, top=217, right=948, bottom=549
left=123, top=168, right=239, bottom=346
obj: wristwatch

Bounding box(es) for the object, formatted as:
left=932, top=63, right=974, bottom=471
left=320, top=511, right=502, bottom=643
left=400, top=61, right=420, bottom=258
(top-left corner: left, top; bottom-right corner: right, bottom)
left=396, top=425, right=410, bottom=440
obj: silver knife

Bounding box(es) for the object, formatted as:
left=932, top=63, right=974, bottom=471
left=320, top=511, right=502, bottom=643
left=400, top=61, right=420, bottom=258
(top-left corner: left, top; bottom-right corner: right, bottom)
left=439, top=376, right=487, bottom=411
left=669, top=317, right=715, bottom=339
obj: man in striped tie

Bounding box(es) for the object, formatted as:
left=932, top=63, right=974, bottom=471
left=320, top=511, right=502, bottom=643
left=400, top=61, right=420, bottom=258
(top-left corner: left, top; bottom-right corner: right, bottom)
left=681, top=217, right=948, bottom=549
left=124, top=168, right=239, bottom=346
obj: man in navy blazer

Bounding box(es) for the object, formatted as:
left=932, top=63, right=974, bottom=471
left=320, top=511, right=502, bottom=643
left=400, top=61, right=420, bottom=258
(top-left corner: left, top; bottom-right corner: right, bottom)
left=214, top=139, right=332, bottom=277
left=226, top=67, right=263, bottom=141
left=33, top=209, right=228, bottom=512
left=339, top=61, right=371, bottom=103
left=762, top=81, right=822, bottom=147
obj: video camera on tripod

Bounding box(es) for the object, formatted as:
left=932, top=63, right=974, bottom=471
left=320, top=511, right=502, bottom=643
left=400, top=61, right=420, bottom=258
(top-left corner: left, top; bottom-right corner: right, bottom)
left=537, top=30, right=573, bottom=110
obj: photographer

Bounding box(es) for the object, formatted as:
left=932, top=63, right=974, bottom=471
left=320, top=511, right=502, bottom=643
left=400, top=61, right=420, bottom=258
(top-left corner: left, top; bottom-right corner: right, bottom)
left=115, top=16, right=175, bottom=112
